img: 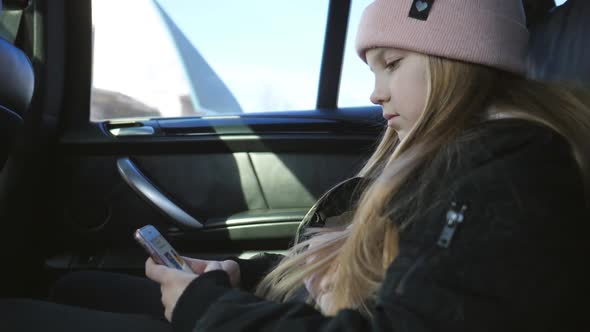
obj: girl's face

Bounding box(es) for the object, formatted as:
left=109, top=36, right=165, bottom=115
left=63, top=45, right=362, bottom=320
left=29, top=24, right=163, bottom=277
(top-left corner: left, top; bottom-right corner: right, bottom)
left=366, top=48, right=429, bottom=141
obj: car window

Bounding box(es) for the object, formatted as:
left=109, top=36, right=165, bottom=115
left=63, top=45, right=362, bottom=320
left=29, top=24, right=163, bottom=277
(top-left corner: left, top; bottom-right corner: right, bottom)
left=91, top=0, right=330, bottom=122
left=555, top=0, right=567, bottom=5
left=338, top=0, right=376, bottom=108
left=0, top=10, right=22, bottom=43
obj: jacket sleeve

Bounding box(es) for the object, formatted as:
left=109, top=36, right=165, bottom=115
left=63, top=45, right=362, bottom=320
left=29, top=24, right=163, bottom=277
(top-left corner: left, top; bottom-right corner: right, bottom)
left=223, top=253, right=285, bottom=292
left=171, top=133, right=586, bottom=332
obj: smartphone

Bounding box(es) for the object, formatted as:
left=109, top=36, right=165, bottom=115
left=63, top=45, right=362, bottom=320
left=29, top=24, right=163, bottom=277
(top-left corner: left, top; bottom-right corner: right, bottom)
left=134, top=225, right=193, bottom=273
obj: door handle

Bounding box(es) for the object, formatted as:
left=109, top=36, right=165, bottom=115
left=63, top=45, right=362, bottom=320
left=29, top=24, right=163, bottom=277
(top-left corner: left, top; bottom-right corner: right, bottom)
left=117, top=158, right=204, bottom=229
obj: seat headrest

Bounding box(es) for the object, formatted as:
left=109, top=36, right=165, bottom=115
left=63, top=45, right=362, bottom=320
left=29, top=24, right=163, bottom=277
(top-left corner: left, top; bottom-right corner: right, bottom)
left=527, top=0, right=590, bottom=86
left=0, top=36, right=34, bottom=115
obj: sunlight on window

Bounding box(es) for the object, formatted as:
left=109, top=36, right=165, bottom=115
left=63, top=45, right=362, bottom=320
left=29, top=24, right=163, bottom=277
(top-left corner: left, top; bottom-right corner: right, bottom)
left=91, top=0, right=330, bottom=122
left=338, top=0, right=377, bottom=108
left=91, top=0, right=191, bottom=120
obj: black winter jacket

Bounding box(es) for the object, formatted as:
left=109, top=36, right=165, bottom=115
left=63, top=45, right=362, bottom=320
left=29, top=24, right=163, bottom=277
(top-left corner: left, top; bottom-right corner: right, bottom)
left=171, top=119, right=588, bottom=332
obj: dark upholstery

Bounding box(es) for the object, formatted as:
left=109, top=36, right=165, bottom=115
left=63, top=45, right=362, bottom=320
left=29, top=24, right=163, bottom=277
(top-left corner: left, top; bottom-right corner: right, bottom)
left=527, top=0, right=590, bottom=86
left=0, top=0, right=34, bottom=168
left=0, top=37, right=33, bottom=115
left=2, top=0, right=31, bottom=11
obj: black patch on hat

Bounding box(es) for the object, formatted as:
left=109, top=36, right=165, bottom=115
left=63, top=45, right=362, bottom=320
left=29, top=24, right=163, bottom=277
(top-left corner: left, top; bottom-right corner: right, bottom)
left=409, top=0, right=434, bottom=21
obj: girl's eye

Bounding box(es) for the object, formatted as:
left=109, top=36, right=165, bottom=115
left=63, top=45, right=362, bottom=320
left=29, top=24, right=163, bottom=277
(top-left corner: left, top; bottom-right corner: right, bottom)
left=385, top=59, right=402, bottom=72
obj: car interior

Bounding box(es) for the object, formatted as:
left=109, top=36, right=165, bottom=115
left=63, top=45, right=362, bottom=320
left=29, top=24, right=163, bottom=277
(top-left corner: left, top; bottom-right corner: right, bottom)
left=0, top=0, right=587, bottom=301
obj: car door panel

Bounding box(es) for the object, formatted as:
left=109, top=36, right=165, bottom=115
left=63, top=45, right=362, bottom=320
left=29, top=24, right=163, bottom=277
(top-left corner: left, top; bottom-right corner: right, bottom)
left=49, top=111, right=383, bottom=276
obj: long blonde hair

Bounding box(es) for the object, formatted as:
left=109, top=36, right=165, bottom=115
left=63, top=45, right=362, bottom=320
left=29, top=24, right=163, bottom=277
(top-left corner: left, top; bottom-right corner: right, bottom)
left=254, top=55, right=590, bottom=318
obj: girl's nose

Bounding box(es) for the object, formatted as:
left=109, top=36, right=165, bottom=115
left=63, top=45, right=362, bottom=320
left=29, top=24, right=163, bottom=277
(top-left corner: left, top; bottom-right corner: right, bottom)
left=370, top=91, right=389, bottom=105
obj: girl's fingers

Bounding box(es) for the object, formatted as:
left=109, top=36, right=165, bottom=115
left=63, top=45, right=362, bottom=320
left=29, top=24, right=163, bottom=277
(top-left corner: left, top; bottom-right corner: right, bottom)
left=182, top=256, right=212, bottom=273
left=203, top=261, right=223, bottom=273
left=145, top=257, right=170, bottom=283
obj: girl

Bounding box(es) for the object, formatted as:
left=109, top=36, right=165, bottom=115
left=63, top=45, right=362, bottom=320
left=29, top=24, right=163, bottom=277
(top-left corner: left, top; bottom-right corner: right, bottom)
left=2, top=0, right=589, bottom=331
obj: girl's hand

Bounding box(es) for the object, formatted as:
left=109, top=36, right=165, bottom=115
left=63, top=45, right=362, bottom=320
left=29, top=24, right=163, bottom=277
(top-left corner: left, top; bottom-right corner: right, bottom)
left=145, top=257, right=241, bottom=322
left=145, top=257, right=198, bottom=322
left=182, top=256, right=241, bottom=288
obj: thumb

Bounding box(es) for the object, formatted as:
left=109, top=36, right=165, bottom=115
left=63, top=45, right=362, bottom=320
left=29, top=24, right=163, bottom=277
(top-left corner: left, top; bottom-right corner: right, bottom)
left=182, top=256, right=210, bottom=274
left=203, top=261, right=223, bottom=273
left=145, top=257, right=169, bottom=284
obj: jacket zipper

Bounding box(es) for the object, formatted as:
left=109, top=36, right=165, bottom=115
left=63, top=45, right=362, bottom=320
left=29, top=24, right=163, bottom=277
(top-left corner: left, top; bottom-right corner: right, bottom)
left=395, top=202, right=468, bottom=295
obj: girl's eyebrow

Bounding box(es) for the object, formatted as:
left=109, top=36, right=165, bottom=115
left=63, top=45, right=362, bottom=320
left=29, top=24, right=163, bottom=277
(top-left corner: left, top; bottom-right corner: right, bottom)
left=369, top=49, right=405, bottom=71
left=383, top=49, right=404, bottom=59
left=384, top=55, right=403, bottom=62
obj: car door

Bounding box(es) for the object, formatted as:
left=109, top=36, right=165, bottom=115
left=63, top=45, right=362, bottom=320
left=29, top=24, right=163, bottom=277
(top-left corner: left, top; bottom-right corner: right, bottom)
left=0, top=0, right=384, bottom=298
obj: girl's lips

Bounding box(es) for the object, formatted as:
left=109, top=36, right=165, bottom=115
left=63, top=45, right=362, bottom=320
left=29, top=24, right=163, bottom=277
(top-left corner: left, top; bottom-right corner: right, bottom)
left=383, top=114, right=399, bottom=126
left=383, top=113, right=400, bottom=127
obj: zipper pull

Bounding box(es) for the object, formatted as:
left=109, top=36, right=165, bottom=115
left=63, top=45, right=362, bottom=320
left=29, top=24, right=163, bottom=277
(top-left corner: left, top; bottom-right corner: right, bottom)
left=437, top=202, right=468, bottom=248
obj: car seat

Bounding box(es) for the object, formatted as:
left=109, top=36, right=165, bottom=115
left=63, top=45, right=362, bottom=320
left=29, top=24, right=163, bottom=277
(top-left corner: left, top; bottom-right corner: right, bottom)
left=527, top=0, right=590, bottom=86
left=0, top=0, right=35, bottom=170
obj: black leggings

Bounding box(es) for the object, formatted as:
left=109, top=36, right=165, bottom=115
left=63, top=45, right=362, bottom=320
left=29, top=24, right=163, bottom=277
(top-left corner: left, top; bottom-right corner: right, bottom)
left=0, top=271, right=171, bottom=332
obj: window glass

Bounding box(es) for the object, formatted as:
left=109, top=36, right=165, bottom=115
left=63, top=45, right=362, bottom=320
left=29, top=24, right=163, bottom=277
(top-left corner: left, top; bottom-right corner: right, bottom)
left=555, top=0, right=567, bottom=5
left=91, top=0, right=329, bottom=122
left=338, top=0, right=375, bottom=108
left=0, top=10, right=22, bottom=43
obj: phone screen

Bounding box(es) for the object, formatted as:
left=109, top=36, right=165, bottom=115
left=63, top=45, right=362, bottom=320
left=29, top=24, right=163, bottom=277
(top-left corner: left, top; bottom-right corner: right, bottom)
left=135, top=225, right=192, bottom=273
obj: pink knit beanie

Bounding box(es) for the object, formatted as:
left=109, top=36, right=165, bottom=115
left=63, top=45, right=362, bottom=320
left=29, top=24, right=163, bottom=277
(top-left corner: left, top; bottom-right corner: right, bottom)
left=356, top=0, right=529, bottom=74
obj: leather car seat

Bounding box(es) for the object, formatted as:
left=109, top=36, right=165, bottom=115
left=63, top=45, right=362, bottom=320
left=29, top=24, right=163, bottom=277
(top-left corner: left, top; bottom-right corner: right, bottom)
left=0, top=0, right=35, bottom=169
left=527, top=0, right=590, bottom=86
